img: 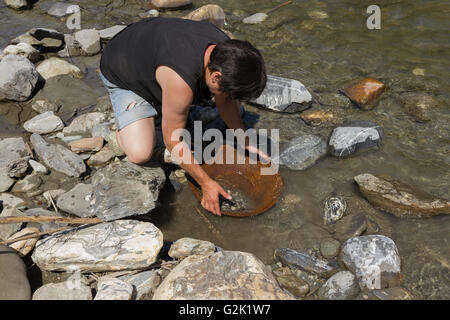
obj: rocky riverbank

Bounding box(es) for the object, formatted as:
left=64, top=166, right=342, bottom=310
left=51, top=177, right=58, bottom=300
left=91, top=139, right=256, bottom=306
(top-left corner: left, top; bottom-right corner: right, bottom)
left=0, top=0, right=449, bottom=300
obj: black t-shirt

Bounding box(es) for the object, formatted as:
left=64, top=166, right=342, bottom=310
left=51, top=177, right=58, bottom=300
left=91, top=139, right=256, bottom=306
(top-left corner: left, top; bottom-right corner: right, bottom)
left=100, top=17, right=230, bottom=111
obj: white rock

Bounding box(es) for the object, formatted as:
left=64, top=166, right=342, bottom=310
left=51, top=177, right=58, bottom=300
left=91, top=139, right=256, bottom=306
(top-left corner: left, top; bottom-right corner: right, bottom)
left=47, top=2, right=80, bottom=18
left=4, top=0, right=29, bottom=10
left=168, top=237, right=216, bottom=259
left=73, top=29, right=101, bottom=56
left=0, top=43, right=41, bottom=62
left=153, top=251, right=295, bottom=300
left=7, top=227, right=40, bottom=257
left=94, top=277, right=133, bottom=300
left=340, top=235, right=401, bottom=290
left=23, top=111, right=64, bottom=134
left=29, top=159, right=48, bottom=174
left=32, top=220, right=164, bottom=272
left=36, top=58, right=83, bottom=80
left=31, top=100, right=60, bottom=113
left=318, top=271, right=360, bottom=300
left=32, top=281, right=92, bottom=300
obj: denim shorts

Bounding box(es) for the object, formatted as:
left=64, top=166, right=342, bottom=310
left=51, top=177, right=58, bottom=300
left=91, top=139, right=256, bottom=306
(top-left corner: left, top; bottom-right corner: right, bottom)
left=99, top=72, right=158, bottom=130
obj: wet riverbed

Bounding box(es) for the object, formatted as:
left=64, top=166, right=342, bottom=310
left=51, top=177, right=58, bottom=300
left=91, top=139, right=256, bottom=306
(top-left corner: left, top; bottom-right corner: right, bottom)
left=1, top=0, right=449, bottom=299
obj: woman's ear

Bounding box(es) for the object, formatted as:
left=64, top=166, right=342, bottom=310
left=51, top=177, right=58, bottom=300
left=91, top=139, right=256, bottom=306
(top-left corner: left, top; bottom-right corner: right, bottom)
left=212, top=71, right=222, bottom=85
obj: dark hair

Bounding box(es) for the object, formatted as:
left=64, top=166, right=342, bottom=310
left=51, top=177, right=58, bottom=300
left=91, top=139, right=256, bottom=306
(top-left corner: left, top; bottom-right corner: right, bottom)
left=207, top=39, right=267, bottom=102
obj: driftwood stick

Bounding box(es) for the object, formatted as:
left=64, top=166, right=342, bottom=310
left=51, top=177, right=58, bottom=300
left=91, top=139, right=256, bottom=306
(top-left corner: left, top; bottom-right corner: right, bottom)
left=0, top=216, right=103, bottom=225
left=265, top=0, right=293, bottom=15
left=0, top=226, right=72, bottom=246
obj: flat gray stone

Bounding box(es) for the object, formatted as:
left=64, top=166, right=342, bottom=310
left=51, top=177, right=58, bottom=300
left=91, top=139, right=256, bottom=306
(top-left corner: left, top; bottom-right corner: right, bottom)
left=32, top=282, right=92, bottom=300
left=0, top=207, right=23, bottom=240
left=7, top=156, right=30, bottom=178
left=23, top=207, right=67, bottom=232
left=243, top=12, right=268, bottom=24
left=153, top=251, right=294, bottom=300
left=340, top=235, right=401, bottom=290
left=0, top=55, right=39, bottom=102
left=32, top=220, right=164, bottom=272
left=63, top=112, right=107, bottom=135
left=31, top=100, right=60, bottom=113
left=98, top=25, right=127, bottom=42
left=56, top=183, right=95, bottom=218
left=0, top=137, right=29, bottom=191
left=11, top=174, right=42, bottom=194
left=30, top=133, right=86, bottom=177
left=0, top=245, right=31, bottom=300
left=29, top=159, right=48, bottom=174
left=119, top=270, right=161, bottom=300
left=73, top=29, right=101, bottom=56
left=275, top=248, right=337, bottom=278
left=279, top=134, right=327, bottom=170
left=23, top=111, right=64, bottom=134
left=90, top=161, right=165, bottom=221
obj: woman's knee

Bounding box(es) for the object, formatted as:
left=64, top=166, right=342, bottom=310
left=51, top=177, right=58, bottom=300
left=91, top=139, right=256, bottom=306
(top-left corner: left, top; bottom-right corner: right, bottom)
left=126, top=144, right=155, bottom=164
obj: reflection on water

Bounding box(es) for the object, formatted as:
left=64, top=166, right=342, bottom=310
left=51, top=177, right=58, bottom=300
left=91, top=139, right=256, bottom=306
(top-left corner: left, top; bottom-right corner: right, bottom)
left=0, top=0, right=449, bottom=299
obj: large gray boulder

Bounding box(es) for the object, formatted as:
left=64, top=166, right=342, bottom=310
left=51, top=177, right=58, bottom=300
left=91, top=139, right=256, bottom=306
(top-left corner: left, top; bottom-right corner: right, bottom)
left=30, top=133, right=86, bottom=177
left=279, top=134, right=327, bottom=170
left=0, top=245, right=31, bottom=300
left=63, top=112, right=107, bottom=135
left=340, top=235, right=401, bottom=290
left=32, top=220, right=163, bottom=272
left=153, top=251, right=295, bottom=300
left=90, top=161, right=165, bottom=221
left=47, top=2, right=79, bottom=18
left=0, top=55, right=39, bottom=101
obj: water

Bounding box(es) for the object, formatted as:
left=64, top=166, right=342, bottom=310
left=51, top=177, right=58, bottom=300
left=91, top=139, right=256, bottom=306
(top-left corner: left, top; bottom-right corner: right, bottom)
left=0, top=0, right=449, bottom=299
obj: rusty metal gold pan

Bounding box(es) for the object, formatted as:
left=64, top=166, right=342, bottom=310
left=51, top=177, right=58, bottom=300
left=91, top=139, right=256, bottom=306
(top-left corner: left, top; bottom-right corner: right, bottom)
left=188, top=145, right=283, bottom=217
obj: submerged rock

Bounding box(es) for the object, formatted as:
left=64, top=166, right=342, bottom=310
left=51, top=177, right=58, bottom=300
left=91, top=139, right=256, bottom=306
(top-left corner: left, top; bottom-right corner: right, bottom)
left=354, top=173, right=450, bottom=218
left=23, top=111, right=64, bottom=134
left=0, top=43, right=42, bottom=62
left=402, top=92, right=438, bottom=122
left=332, top=211, right=368, bottom=242
left=56, top=183, right=95, bottom=218
left=90, top=161, right=165, bottom=221
left=0, top=55, right=39, bottom=102
left=301, top=109, right=343, bottom=127
left=30, top=133, right=86, bottom=177
left=323, top=196, right=347, bottom=225
left=32, top=220, right=163, bottom=272
left=47, top=2, right=80, bottom=18
left=340, top=78, right=386, bottom=110
left=372, top=287, right=414, bottom=300
left=151, top=0, right=192, bottom=9
left=319, top=238, right=340, bottom=259
left=340, top=235, right=401, bottom=290
left=0, top=245, right=31, bottom=300
left=36, top=57, right=83, bottom=80
left=153, top=250, right=294, bottom=300
left=274, top=248, right=337, bottom=278
left=279, top=134, right=327, bottom=171
left=94, top=277, right=133, bottom=300
left=318, top=271, right=360, bottom=300
left=328, top=120, right=383, bottom=157
left=184, top=4, right=226, bottom=27
left=276, top=274, right=309, bottom=298
left=32, top=281, right=92, bottom=300
left=168, top=237, right=216, bottom=259
left=251, top=75, right=312, bottom=112
left=243, top=13, right=268, bottom=24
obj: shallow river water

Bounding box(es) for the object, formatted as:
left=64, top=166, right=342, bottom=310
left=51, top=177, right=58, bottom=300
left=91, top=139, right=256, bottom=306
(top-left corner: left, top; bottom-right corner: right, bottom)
left=0, top=0, right=449, bottom=299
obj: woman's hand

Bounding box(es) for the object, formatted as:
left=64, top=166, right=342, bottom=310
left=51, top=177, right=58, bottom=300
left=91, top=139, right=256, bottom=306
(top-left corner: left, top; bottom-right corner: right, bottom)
left=200, top=179, right=232, bottom=216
